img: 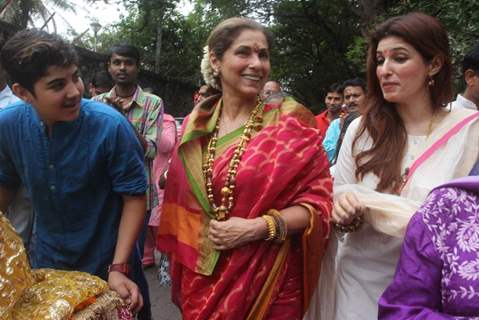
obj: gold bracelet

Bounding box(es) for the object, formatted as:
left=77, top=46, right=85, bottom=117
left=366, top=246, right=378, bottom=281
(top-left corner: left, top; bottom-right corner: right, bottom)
left=267, top=209, right=287, bottom=241
left=261, top=215, right=277, bottom=241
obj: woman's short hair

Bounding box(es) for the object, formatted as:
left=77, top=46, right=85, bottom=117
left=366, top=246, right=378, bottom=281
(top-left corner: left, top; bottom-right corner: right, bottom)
left=207, top=17, right=273, bottom=62
left=202, top=17, right=272, bottom=92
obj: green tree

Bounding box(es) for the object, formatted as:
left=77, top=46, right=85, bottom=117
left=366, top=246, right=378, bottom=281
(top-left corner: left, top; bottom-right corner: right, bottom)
left=82, top=0, right=224, bottom=85
left=264, top=1, right=365, bottom=112
left=383, top=0, right=479, bottom=90
left=81, top=0, right=479, bottom=113
left=343, top=0, right=479, bottom=93
left=0, top=0, right=76, bottom=30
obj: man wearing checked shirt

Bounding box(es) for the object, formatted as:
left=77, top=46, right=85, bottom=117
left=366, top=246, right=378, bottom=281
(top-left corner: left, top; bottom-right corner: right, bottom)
left=94, top=43, right=164, bottom=320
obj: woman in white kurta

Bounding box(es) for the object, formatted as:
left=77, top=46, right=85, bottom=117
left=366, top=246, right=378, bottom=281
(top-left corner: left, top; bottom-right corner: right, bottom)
left=305, top=12, right=479, bottom=320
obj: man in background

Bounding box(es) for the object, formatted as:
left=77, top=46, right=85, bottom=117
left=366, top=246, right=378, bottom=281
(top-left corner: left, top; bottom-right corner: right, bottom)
left=0, top=41, right=34, bottom=252
left=260, top=80, right=282, bottom=101
left=94, top=43, right=163, bottom=320
left=451, top=42, right=479, bottom=110
left=88, top=70, right=113, bottom=97
left=315, top=83, right=343, bottom=138
left=0, top=65, right=20, bottom=108
left=323, top=78, right=366, bottom=164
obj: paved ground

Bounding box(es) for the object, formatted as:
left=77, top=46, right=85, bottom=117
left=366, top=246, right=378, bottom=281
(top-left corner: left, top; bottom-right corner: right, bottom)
left=145, top=266, right=181, bottom=320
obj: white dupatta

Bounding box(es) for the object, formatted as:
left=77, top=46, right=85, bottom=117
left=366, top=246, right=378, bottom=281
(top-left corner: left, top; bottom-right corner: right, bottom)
left=305, top=108, right=479, bottom=320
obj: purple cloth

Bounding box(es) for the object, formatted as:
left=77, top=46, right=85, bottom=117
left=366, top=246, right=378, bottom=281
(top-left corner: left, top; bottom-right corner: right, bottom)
left=379, top=181, right=479, bottom=319
left=469, top=161, right=479, bottom=176
left=439, top=176, right=479, bottom=193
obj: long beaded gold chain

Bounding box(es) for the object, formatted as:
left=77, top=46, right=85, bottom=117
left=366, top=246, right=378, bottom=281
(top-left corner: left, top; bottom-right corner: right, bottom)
left=203, top=101, right=263, bottom=221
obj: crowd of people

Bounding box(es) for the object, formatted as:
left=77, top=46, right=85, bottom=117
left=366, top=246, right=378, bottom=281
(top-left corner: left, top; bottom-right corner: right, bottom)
left=0, top=9, right=479, bottom=320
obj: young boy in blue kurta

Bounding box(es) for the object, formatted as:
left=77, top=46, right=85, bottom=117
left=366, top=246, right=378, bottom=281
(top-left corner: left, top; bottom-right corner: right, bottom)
left=0, top=29, right=146, bottom=312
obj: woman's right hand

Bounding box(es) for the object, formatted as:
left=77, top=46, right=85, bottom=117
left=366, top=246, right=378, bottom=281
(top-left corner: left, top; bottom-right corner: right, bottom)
left=332, top=192, right=366, bottom=225
left=208, top=217, right=266, bottom=250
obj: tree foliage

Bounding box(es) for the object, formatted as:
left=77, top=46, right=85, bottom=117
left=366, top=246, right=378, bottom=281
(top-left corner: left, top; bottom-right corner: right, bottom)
left=18, top=0, right=477, bottom=113
left=384, top=0, right=479, bottom=90
left=81, top=0, right=222, bottom=85
left=0, top=0, right=75, bottom=30
left=267, top=1, right=366, bottom=112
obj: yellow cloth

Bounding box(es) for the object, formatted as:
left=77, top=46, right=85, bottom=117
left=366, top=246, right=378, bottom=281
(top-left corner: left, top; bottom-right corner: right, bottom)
left=12, top=269, right=108, bottom=320
left=0, top=213, right=33, bottom=319
left=0, top=213, right=118, bottom=320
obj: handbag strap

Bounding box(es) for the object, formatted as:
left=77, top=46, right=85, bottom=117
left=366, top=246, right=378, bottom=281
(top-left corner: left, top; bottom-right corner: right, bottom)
left=401, top=111, right=479, bottom=190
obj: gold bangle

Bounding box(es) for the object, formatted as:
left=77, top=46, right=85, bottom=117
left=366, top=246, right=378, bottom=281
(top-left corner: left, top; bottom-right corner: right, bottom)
left=261, top=215, right=277, bottom=241
left=267, top=209, right=287, bottom=242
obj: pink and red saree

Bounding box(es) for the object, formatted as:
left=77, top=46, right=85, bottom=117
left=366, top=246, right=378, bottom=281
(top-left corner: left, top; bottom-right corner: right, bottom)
left=158, top=95, right=332, bottom=319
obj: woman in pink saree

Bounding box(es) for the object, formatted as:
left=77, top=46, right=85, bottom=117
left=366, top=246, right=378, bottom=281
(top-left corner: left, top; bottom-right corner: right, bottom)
left=142, top=113, right=177, bottom=274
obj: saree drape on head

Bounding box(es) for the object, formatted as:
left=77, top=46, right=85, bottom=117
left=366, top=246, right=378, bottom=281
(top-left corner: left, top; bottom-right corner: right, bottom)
left=157, top=95, right=332, bottom=320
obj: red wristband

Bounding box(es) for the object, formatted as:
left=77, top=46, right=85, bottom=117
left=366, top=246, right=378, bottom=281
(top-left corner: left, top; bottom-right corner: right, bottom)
left=108, top=263, right=130, bottom=275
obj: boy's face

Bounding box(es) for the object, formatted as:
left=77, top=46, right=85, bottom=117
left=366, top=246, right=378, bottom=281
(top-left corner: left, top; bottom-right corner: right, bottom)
left=343, top=86, right=366, bottom=111
left=325, top=91, right=343, bottom=112
left=108, top=53, right=138, bottom=86
left=14, top=64, right=84, bottom=126
left=465, top=69, right=479, bottom=103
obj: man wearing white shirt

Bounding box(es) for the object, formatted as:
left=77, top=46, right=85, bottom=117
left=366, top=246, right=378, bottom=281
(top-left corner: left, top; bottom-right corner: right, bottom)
left=451, top=43, right=479, bottom=110
left=0, top=68, right=21, bottom=108
left=0, top=84, right=21, bottom=108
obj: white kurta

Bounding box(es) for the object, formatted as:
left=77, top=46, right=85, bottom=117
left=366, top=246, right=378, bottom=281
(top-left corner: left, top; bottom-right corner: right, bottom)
left=305, top=107, right=479, bottom=320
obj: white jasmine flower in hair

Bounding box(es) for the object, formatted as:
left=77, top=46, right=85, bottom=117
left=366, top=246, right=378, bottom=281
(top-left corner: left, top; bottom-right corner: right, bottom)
left=200, top=45, right=220, bottom=90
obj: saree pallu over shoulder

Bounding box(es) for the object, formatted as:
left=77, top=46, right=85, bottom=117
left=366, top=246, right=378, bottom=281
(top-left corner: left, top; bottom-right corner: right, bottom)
left=158, top=95, right=332, bottom=318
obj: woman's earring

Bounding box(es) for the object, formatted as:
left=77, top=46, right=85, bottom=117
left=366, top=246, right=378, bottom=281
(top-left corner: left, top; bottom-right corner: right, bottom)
left=213, top=68, right=220, bottom=77
left=428, top=76, right=435, bottom=87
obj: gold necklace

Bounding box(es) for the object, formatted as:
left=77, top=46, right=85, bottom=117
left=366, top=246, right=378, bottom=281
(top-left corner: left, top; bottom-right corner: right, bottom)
left=203, top=101, right=263, bottom=221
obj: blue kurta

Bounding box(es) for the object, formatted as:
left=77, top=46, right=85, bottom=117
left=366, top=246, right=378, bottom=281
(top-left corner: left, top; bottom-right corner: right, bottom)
left=322, top=118, right=341, bottom=163
left=0, top=99, right=146, bottom=278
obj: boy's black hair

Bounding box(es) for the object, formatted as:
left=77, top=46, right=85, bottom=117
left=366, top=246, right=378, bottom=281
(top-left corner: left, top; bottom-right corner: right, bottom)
left=342, top=78, right=366, bottom=92
left=462, top=42, right=479, bottom=74
left=0, top=29, right=79, bottom=94
left=90, top=70, right=113, bottom=89
left=108, top=43, right=140, bottom=65
left=328, top=82, right=344, bottom=94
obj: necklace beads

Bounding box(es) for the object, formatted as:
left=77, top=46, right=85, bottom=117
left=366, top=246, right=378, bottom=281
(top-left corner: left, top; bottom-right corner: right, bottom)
left=203, top=102, right=263, bottom=221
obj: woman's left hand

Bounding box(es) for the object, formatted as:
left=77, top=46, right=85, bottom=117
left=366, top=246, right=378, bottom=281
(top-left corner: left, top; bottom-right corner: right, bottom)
left=208, top=217, right=267, bottom=251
